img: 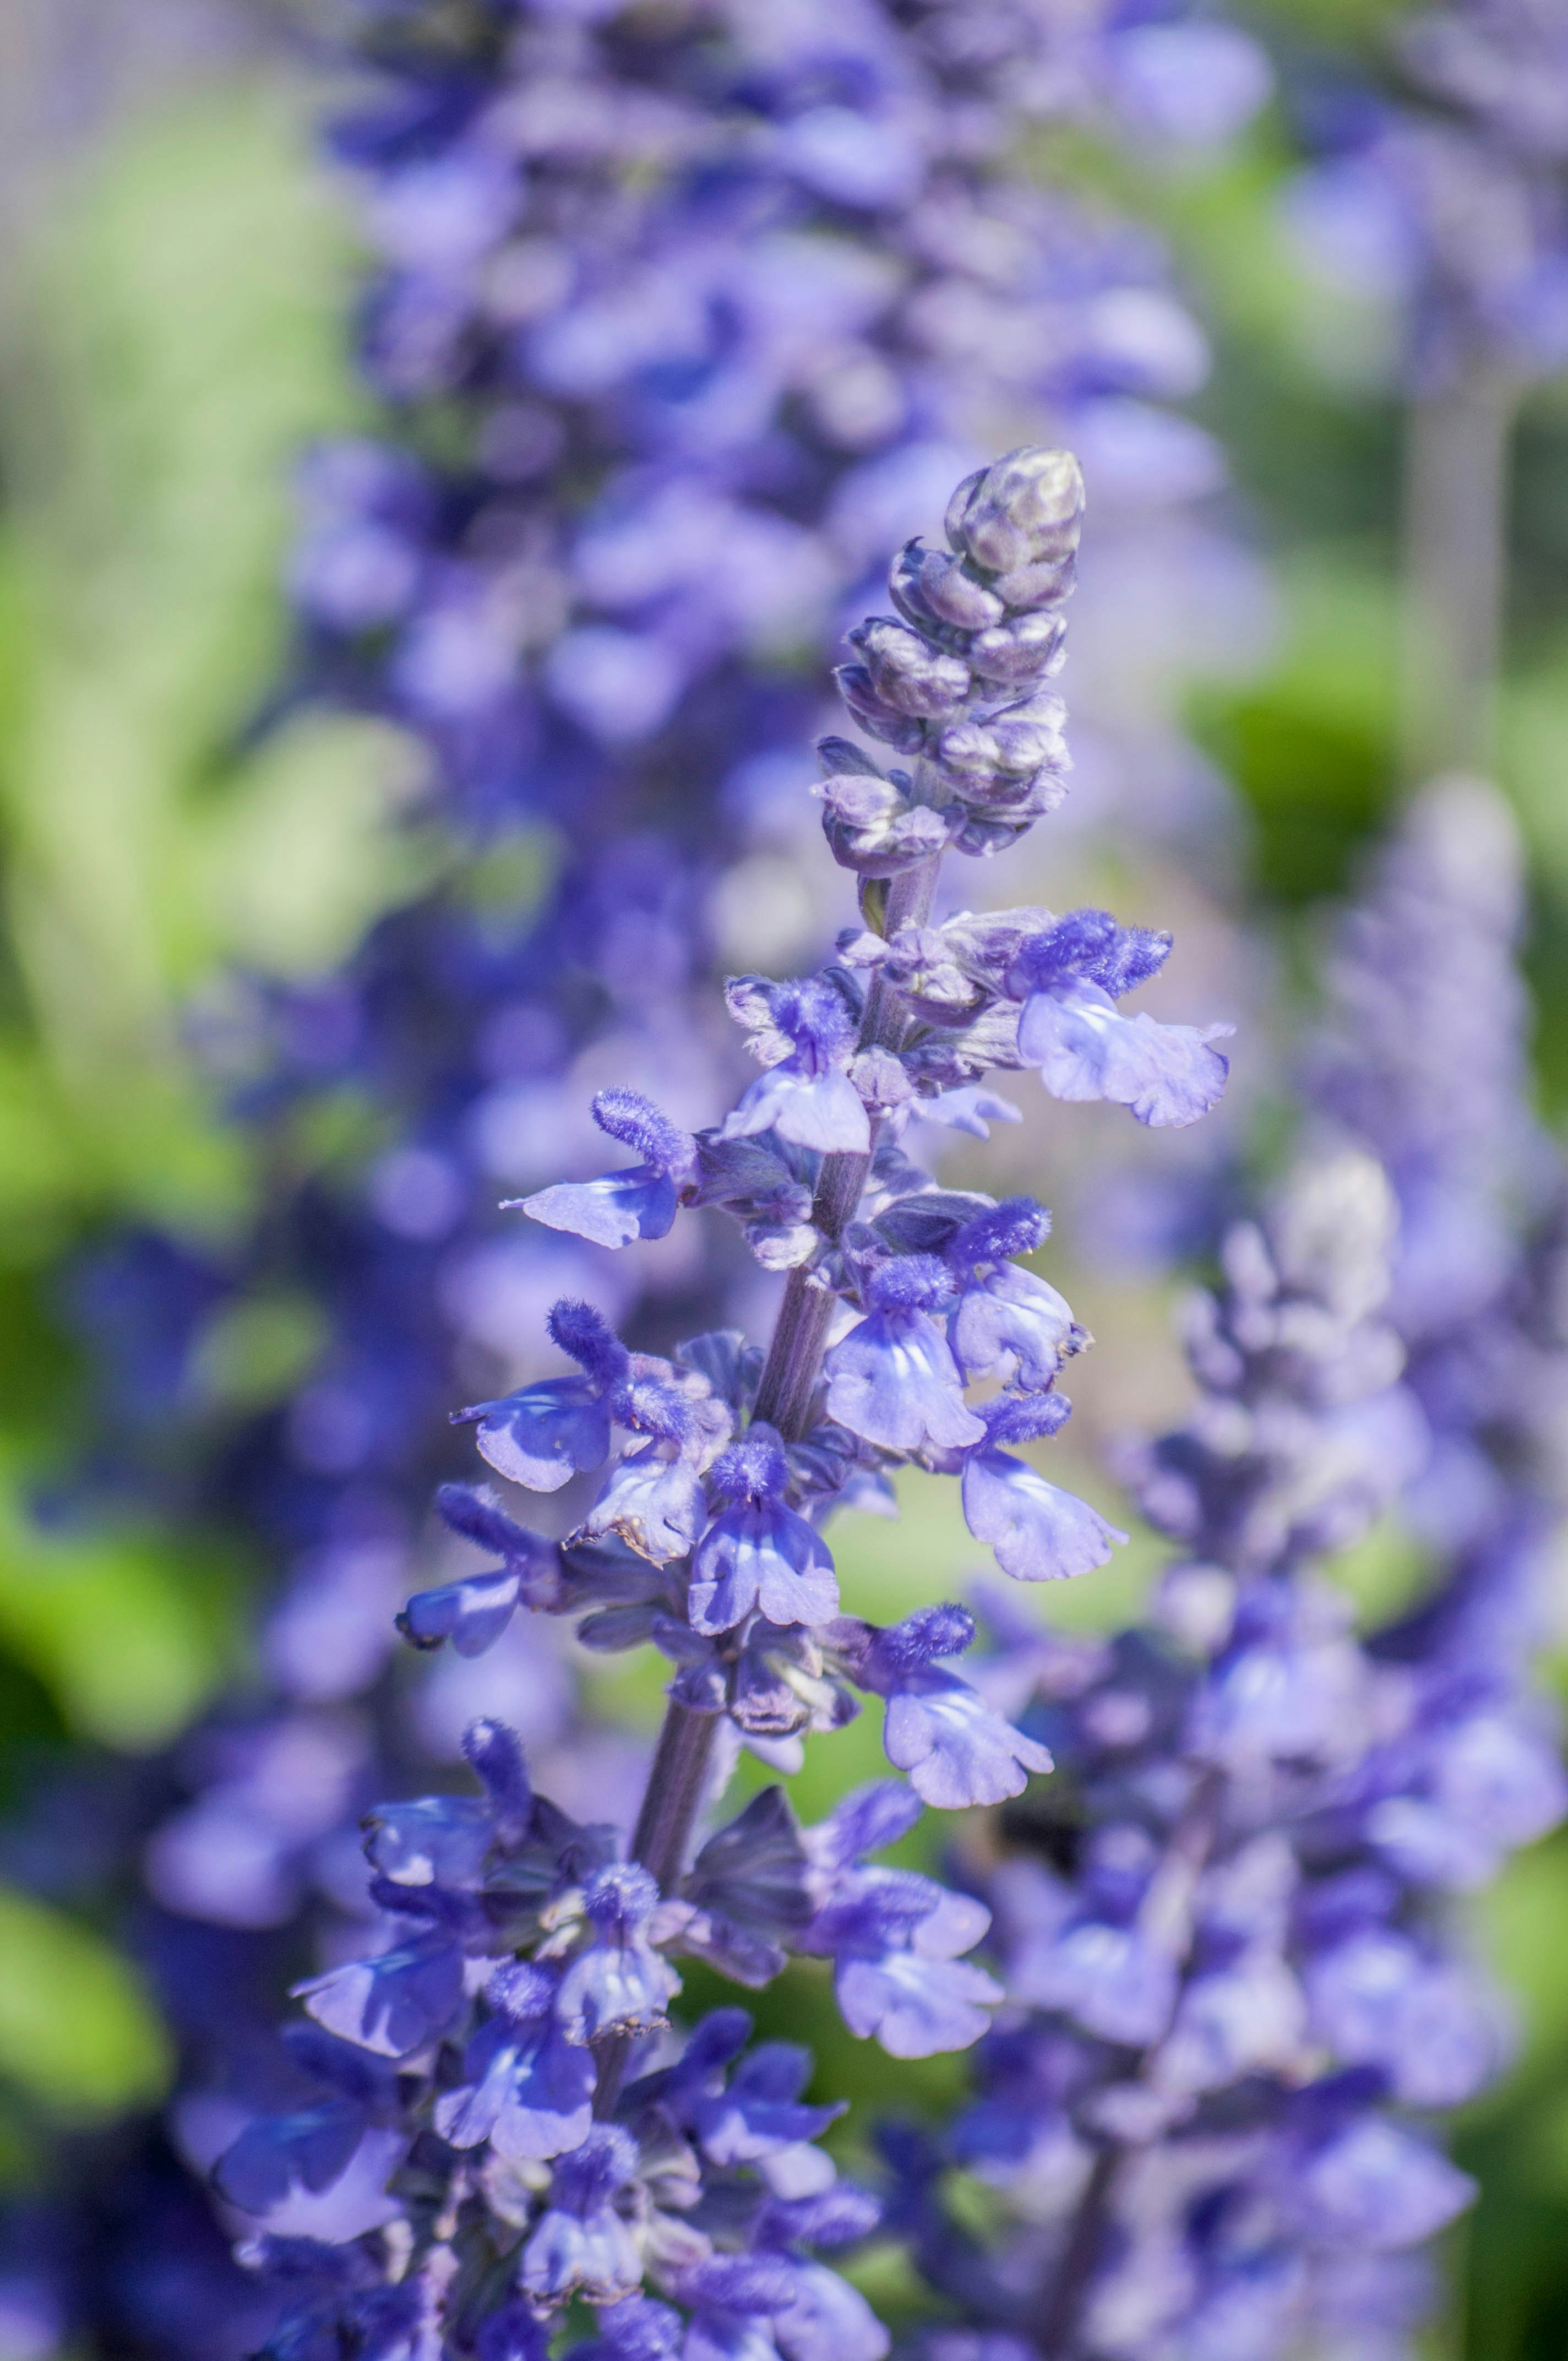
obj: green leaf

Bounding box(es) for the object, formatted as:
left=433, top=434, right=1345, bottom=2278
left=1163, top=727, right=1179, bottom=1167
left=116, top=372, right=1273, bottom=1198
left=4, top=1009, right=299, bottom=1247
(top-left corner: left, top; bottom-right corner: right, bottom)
left=0, top=1456, right=236, bottom=1751
left=0, top=1883, right=172, bottom=2118
left=0, top=83, right=391, bottom=1237
left=190, top=713, right=447, bottom=980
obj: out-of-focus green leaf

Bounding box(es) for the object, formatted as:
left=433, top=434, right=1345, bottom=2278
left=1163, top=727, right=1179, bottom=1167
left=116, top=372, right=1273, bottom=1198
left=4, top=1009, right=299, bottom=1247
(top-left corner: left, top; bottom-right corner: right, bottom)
left=0, top=1883, right=171, bottom=2117
left=0, top=1046, right=84, bottom=1243
left=1502, top=660, right=1568, bottom=895
left=1330, top=1513, right=1433, bottom=1631
left=1474, top=1829, right=1568, bottom=2063
left=190, top=713, right=443, bottom=981
left=1189, top=553, right=1400, bottom=904
left=0, top=82, right=397, bottom=1238
left=187, top=1288, right=330, bottom=1415
left=836, top=2239, right=929, bottom=2332
left=1499, top=657, right=1568, bottom=1113
left=0, top=1456, right=236, bottom=1750
left=460, top=824, right=562, bottom=929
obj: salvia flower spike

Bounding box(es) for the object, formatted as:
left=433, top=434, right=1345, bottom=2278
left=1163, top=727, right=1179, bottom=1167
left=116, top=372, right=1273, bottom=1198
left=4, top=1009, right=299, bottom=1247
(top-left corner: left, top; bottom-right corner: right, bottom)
left=217, top=451, right=1232, bottom=2353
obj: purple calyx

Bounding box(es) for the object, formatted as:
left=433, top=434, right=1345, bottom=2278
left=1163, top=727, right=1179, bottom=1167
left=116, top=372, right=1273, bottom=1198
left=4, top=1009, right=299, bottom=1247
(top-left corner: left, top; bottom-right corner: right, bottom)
left=462, top=1716, right=535, bottom=1844
left=584, top=1860, right=661, bottom=1937
left=613, top=1377, right=694, bottom=1448
left=949, top=1196, right=1052, bottom=1271
left=979, top=1391, right=1073, bottom=1448
left=865, top=1603, right=978, bottom=1686
left=1010, top=907, right=1172, bottom=1002
left=591, top=1086, right=695, bottom=1178
left=769, top=977, right=857, bottom=1075
left=548, top=2123, right=640, bottom=2217
left=547, top=1297, right=632, bottom=1391
left=866, top=1254, right=955, bottom=1315
left=485, top=1959, right=557, bottom=2026
left=706, top=1424, right=791, bottom=1507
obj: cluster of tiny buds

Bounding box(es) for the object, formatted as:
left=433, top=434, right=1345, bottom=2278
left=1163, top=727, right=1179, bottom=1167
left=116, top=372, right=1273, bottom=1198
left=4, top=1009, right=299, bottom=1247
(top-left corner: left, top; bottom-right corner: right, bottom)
left=826, top=450, right=1086, bottom=871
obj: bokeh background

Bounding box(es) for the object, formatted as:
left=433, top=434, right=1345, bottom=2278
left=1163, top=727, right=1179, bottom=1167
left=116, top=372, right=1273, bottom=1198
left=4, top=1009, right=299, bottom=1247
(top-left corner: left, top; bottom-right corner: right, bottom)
left=2, top=0, right=1568, bottom=2352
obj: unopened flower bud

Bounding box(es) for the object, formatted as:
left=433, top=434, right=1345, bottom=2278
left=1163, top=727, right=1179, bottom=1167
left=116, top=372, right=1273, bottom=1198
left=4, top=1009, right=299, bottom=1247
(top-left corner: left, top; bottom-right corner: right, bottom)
left=993, top=549, right=1077, bottom=611
left=936, top=688, right=1068, bottom=790
left=889, top=539, right=1005, bottom=633
left=833, top=662, right=927, bottom=753
left=814, top=768, right=956, bottom=875
left=945, top=446, right=1085, bottom=576
left=966, top=610, right=1068, bottom=686
left=851, top=617, right=971, bottom=719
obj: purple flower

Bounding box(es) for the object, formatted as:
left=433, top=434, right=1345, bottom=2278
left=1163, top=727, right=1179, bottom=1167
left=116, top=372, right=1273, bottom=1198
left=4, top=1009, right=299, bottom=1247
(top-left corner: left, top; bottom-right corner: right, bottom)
left=516, top=1090, right=695, bottom=1248
left=478, top=2304, right=553, bottom=2361
left=1011, top=1916, right=1178, bottom=2047
left=1017, top=978, right=1233, bottom=1128
left=960, top=1398, right=1125, bottom=1582
left=721, top=980, right=870, bottom=1156
left=1304, top=1932, right=1503, bottom=2106
left=460, top=1713, right=538, bottom=1849
left=396, top=1563, right=528, bottom=1657
left=913, top=1085, right=1022, bottom=1139
left=434, top=1964, right=596, bottom=2158
left=569, top=1379, right=714, bottom=1566
left=861, top=1606, right=1053, bottom=1808
left=823, top=1259, right=986, bottom=1455
left=1285, top=2115, right=1476, bottom=2254
left=946, top=1199, right=1083, bottom=1391
left=214, top=2038, right=380, bottom=2216
left=556, top=1863, right=679, bottom=2044
left=571, top=2297, right=683, bottom=2361
left=293, top=1925, right=466, bottom=2060
left=361, top=1793, right=492, bottom=1889
left=450, top=1299, right=628, bottom=1491
left=796, top=1782, right=1000, bottom=2057
left=689, top=1426, right=839, bottom=1635
left=1009, top=910, right=1229, bottom=1128
left=819, top=1870, right=1003, bottom=2059
left=1188, top=1588, right=1370, bottom=1773
left=575, top=1444, right=706, bottom=1566
left=519, top=2125, right=644, bottom=2304
left=773, top=2262, right=890, bottom=2361
left=674, top=1788, right=816, bottom=1987
left=1013, top=909, right=1173, bottom=999
left=693, top=2043, right=844, bottom=2168
left=397, top=1483, right=563, bottom=1656
left=154, top=396, right=1250, bottom=2359
left=433, top=1482, right=562, bottom=1581
left=1365, top=1709, right=1568, bottom=1889
left=1157, top=1950, right=1306, bottom=2093
left=679, top=2255, right=801, bottom=2361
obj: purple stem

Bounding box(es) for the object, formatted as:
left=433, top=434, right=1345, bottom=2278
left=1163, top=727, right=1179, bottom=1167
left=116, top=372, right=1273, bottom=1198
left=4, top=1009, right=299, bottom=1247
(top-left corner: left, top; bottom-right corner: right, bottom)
left=752, top=851, right=940, bottom=1436
left=591, top=850, right=943, bottom=2115
left=592, top=1700, right=721, bottom=2117
left=1035, top=1772, right=1224, bottom=2354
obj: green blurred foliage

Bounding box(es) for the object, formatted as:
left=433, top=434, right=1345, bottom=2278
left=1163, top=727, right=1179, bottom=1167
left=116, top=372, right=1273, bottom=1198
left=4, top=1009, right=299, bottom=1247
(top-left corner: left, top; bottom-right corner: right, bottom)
left=0, top=1449, right=237, bottom=1753
left=0, top=1881, right=172, bottom=2121
left=0, top=81, right=434, bottom=2119
left=1189, top=556, right=1401, bottom=906
left=0, top=83, right=431, bottom=1249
